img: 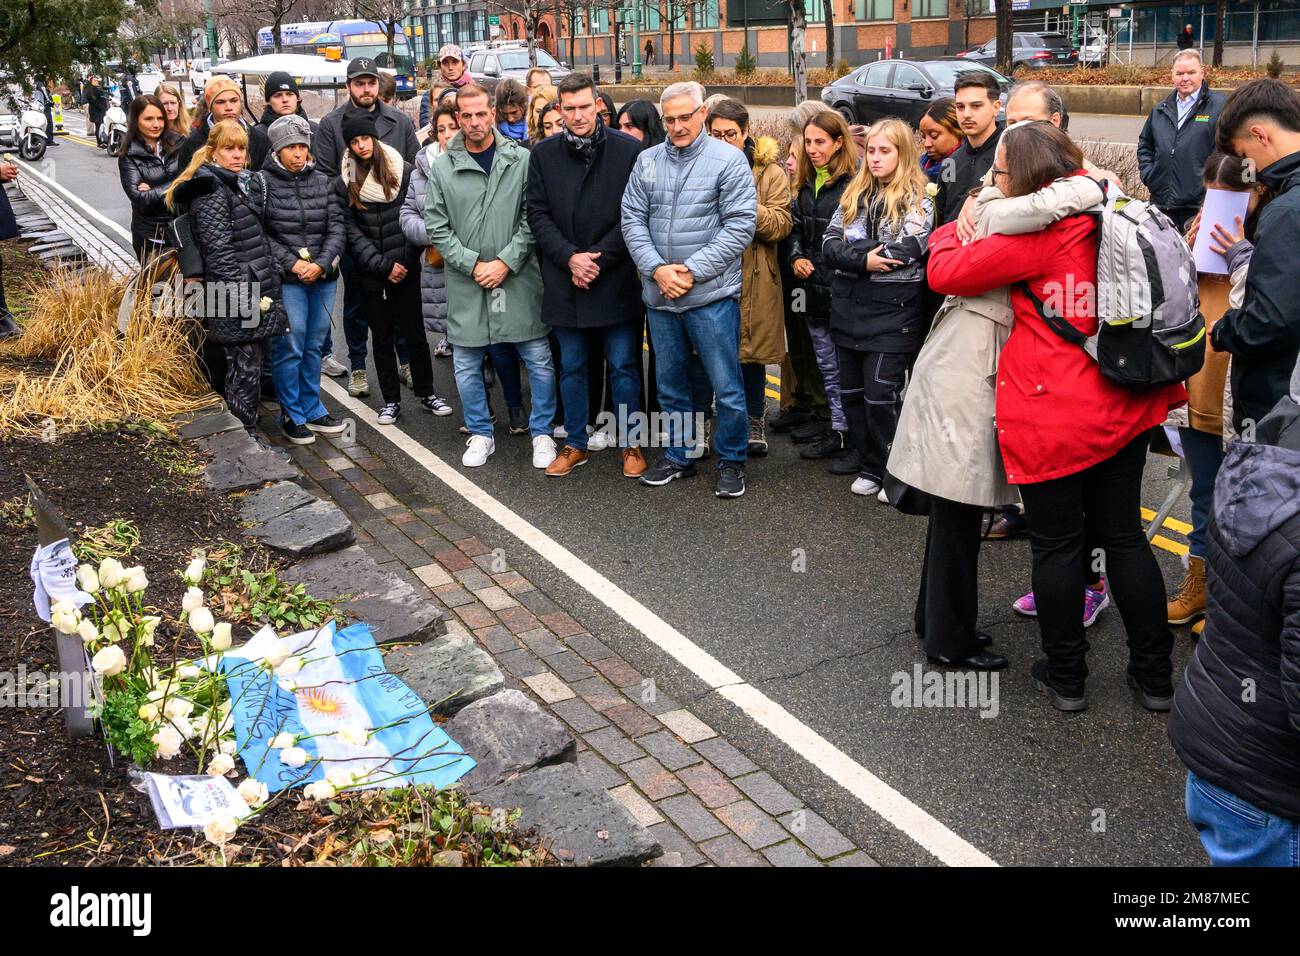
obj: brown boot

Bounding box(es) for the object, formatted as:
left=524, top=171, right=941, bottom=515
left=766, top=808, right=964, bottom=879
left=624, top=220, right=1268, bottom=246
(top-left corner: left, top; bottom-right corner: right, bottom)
left=545, top=445, right=588, bottom=477
left=1166, top=555, right=1206, bottom=625
left=1191, top=618, right=1205, bottom=638
left=621, top=446, right=647, bottom=478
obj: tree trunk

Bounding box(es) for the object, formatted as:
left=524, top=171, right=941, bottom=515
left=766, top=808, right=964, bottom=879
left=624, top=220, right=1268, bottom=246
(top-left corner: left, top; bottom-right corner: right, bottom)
left=995, top=0, right=1013, bottom=75
left=1212, top=0, right=1225, bottom=68
left=528, top=5, right=538, bottom=66
left=273, top=20, right=282, bottom=53
left=824, top=0, right=834, bottom=72
left=789, top=0, right=807, bottom=103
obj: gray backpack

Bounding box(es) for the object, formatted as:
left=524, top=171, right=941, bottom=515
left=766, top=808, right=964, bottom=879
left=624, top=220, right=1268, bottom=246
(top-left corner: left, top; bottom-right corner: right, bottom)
left=1021, top=178, right=1205, bottom=390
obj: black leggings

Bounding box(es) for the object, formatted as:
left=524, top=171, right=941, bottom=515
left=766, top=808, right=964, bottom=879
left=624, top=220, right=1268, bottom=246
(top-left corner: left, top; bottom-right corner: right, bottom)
left=362, top=271, right=431, bottom=405
left=837, top=346, right=909, bottom=482
left=1017, top=429, right=1174, bottom=694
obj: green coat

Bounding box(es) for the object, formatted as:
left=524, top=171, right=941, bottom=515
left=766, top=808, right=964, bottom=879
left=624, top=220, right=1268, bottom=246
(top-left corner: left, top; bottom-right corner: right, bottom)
left=423, top=129, right=545, bottom=347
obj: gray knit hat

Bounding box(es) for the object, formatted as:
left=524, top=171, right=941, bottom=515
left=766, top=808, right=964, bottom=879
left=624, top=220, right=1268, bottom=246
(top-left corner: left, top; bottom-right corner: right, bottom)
left=268, top=114, right=311, bottom=153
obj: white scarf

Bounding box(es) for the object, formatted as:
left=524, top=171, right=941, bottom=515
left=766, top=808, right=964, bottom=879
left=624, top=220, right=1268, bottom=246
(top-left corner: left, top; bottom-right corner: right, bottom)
left=341, top=140, right=404, bottom=203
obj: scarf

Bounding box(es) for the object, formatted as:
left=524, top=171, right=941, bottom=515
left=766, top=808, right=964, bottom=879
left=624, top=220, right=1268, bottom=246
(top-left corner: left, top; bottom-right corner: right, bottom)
left=563, top=117, right=604, bottom=164
left=498, top=118, right=528, bottom=143
left=340, top=141, right=404, bottom=203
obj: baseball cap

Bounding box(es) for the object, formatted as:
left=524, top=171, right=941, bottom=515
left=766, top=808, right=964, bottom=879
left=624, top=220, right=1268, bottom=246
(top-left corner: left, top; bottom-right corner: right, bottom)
left=347, top=57, right=379, bottom=80
left=438, top=44, right=465, bottom=63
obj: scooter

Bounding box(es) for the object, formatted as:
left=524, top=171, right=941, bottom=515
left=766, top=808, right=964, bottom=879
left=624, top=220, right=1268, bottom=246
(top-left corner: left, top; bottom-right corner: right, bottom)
left=17, top=103, right=47, bottom=161
left=98, top=104, right=127, bottom=154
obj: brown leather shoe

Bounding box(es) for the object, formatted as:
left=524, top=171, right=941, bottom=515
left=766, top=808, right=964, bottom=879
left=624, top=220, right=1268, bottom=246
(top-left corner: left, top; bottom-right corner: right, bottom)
left=621, top=446, right=647, bottom=478
left=545, top=445, right=588, bottom=477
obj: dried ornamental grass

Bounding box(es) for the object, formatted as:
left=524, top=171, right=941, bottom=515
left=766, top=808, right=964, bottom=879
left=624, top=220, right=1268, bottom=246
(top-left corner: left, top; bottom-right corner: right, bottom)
left=0, top=265, right=216, bottom=436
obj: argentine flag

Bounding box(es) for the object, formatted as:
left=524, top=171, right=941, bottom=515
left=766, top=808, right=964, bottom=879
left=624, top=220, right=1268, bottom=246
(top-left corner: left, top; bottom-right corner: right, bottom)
left=221, top=621, right=475, bottom=794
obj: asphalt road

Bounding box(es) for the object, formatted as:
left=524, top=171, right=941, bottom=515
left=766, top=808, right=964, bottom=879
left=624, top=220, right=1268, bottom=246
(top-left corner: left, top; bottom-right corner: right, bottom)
left=35, top=120, right=1205, bottom=867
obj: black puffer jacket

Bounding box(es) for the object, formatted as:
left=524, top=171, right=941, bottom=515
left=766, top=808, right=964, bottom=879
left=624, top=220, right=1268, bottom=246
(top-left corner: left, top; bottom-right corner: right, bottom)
left=784, top=174, right=849, bottom=320
left=336, top=159, right=416, bottom=291
left=262, top=157, right=346, bottom=283
left=169, top=163, right=287, bottom=344
left=118, top=133, right=183, bottom=238
left=1169, top=395, right=1300, bottom=823
left=176, top=117, right=271, bottom=174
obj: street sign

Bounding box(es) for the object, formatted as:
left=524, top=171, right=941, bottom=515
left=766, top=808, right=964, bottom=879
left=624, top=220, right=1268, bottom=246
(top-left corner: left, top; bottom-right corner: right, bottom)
left=489, top=14, right=500, bottom=24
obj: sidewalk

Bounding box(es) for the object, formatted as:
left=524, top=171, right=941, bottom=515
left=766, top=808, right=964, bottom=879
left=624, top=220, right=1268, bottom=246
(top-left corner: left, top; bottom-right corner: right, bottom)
left=267, top=421, right=877, bottom=867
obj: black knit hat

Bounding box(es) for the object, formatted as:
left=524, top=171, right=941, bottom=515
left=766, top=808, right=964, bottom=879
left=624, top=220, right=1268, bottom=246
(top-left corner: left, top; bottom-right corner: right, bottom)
left=264, top=71, right=300, bottom=99
left=341, top=109, right=377, bottom=145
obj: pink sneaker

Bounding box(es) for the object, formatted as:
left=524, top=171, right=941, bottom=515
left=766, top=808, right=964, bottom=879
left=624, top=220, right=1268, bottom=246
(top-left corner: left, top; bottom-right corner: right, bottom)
left=1012, top=590, right=1037, bottom=617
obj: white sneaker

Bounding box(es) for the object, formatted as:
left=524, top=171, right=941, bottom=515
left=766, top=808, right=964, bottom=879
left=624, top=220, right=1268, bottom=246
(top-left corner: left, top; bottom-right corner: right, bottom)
left=552, top=424, right=567, bottom=439
left=321, top=355, right=348, bottom=378
left=462, top=435, right=495, bottom=467
left=586, top=428, right=612, bottom=451
left=851, top=477, right=882, bottom=497
left=877, top=488, right=890, bottom=504
left=532, top=434, right=557, bottom=469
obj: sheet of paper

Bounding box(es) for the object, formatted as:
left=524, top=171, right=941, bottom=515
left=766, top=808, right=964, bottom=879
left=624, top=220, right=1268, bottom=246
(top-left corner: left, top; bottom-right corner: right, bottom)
left=142, top=772, right=250, bottom=829
left=1192, top=187, right=1251, bottom=275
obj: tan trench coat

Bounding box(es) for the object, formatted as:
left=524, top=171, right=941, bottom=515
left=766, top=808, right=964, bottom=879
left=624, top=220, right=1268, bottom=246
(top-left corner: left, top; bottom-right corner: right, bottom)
left=739, top=136, right=793, bottom=365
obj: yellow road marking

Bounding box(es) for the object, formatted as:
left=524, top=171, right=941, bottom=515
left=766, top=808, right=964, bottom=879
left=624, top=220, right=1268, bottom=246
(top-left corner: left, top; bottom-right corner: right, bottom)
left=1140, top=508, right=1193, bottom=535
left=1151, top=534, right=1189, bottom=557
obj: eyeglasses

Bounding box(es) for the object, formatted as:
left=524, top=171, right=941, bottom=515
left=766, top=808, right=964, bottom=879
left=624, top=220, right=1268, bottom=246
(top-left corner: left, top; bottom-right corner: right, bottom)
left=710, top=128, right=742, bottom=142
left=663, top=105, right=702, bottom=127
left=990, top=167, right=1009, bottom=179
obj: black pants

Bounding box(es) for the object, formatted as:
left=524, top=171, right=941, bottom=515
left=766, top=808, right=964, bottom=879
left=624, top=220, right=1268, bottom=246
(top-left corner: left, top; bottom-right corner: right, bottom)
left=224, top=339, right=269, bottom=433
left=914, top=495, right=986, bottom=660
left=361, top=271, right=431, bottom=405
left=1161, top=205, right=1199, bottom=233
left=837, top=346, right=908, bottom=482
left=0, top=253, right=8, bottom=313
left=1017, top=429, right=1174, bottom=694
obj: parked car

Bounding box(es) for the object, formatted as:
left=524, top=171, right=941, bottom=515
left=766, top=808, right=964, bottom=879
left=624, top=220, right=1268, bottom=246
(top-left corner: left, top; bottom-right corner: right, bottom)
left=958, top=32, right=1079, bottom=71
left=189, top=57, right=235, bottom=95
left=137, top=64, right=163, bottom=95
left=466, top=45, right=569, bottom=93
left=821, top=58, right=1010, bottom=128
left=1078, top=26, right=1109, bottom=67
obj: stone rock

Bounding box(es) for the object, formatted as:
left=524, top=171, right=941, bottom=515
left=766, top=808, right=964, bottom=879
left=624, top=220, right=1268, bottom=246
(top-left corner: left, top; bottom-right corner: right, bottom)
left=444, top=689, right=575, bottom=793
left=200, top=428, right=298, bottom=492
left=248, top=499, right=355, bottom=557
left=476, top=763, right=662, bottom=867
left=384, top=633, right=503, bottom=716
left=432, top=850, right=464, bottom=867
left=178, top=408, right=245, bottom=440
left=238, top=480, right=320, bottom=525
left=281, top=546, right=443, bottom=645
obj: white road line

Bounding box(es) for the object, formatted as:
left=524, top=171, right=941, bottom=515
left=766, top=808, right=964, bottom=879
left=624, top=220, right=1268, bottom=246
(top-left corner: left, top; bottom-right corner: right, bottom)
left=320, top=376, right=998, bottom=867
left=13, top=158, right=133, bottom=243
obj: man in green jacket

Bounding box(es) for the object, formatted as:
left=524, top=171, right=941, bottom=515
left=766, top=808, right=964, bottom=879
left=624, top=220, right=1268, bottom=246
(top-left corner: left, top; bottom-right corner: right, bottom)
left=425, top=85, right=557, bottom=470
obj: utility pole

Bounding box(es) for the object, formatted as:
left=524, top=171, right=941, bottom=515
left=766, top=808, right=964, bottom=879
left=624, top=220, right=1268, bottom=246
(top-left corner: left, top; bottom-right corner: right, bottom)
left=204, top=0, right=218, bottom=60
left=632, top=0, right=642, bottom=78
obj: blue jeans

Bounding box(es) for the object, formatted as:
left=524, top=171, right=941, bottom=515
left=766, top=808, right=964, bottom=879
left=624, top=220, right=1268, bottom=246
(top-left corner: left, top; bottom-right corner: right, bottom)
left=552, top=322, right=642, bottom=451
left=325, top=253, right=408, bottom=371
left=647, top=298, right=747, bottom=466
left=453, top=336, right=556, bottom=439
left=1186, top=772, right=1300, bottom=866
left=487, top=342, right=524, bottom=408
left=1179, top=427, right=1225, bottom=559
left=273, top=280, right=337, bottom=425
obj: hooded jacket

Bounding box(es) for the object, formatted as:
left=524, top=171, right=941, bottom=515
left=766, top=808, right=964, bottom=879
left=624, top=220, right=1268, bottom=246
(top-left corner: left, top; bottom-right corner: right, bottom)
left=261, top=155, right=346, bottom=283
left=620, top=126, right=757, bottom=313
left=1138, top=81, right=1227, bottom=211
left=1211, top=151, right=1300, bottom=433
left=169, top=163, right=286, bottom=344
left=1169, top=389, right=1300, bottom=823
left=176, top=115, right=270, bottom=175
left=738, top=136, right=793, bottom=365
left=399, top=142, right=449, bottom=335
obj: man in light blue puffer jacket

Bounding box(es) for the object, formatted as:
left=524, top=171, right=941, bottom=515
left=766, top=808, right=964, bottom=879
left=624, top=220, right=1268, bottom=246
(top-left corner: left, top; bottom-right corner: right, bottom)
left=621, top=81, right=758, bottom=498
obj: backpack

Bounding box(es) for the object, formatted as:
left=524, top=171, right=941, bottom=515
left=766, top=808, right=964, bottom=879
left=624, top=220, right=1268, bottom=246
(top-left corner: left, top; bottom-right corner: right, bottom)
left=1020, top=178, right=1205, bottom=390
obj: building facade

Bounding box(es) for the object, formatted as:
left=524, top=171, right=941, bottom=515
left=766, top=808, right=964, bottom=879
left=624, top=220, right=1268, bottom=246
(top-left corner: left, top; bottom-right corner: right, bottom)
left=403, top=1, right=494, bottom=67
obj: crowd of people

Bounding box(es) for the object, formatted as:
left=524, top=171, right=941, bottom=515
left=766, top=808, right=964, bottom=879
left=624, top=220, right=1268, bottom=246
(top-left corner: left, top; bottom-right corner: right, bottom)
left=90, top=45, right=1300, bottom=866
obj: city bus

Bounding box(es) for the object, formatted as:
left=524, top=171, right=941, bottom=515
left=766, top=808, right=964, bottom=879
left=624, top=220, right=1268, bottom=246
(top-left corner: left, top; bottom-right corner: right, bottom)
left=256, top=20, right=416, bottom=98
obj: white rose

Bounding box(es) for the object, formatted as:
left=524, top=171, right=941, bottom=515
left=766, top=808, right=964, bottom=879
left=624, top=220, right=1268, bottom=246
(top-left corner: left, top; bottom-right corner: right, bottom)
left=276, top=677, right=298, bottom=694
left=218, top=736, right=238, bottom=755
left=275, top=655, right=303, bottom=677
left=324, top=766, right=356, bottom=789
left=97, top=558, right=125, bottom=590
left=202, top=814, right=239, bottom=845
left=210, top=621, right=232, bottom=651
left=76, top=564, right=100, bottom=594
left=169, top=715, right=195, bottom=740
left=77, top=619, right=99, bottom=644
left=177, top=664, right=201, bottom=680
left=138, top=702, right=159, bottom=722
left=124, top=565, right=149, bottom=593
left=50, top=605, right=80, bottom=635
left=163, top=696, right=194, bottom=719
left=189, top=606, right=215, bottom=634
left=336, top=724, right=369, bottom=747
left=237, top=778, right=268, bottom=806
left=262, top=640, right=290, bottom=670
left=90, top=644, right=127, bottom=677
left=182, top=587, right=205, bottom=613
left=183, top=556, right=206, bottom=586
left=303, top=780, right=335, bottom=801
left=100, top=618, right=124, bottom=643
left=270, top=732, right=295, bottom=749
left=151, top=725, right=184, bottom=759
left=280, top=746, right=308, bottom=768
left=139, top=615, right=161, bottom=646
left=207, top=753, right=235, bottom=776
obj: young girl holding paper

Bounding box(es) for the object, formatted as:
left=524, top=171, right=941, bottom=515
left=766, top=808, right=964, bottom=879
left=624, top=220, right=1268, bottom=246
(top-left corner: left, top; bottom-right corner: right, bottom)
left=1168, top=152, right=1273, bottom=635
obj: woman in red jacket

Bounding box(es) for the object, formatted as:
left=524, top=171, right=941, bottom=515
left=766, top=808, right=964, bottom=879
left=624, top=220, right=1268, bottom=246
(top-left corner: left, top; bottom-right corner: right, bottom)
left=928, top=122, right=1185, bottom=713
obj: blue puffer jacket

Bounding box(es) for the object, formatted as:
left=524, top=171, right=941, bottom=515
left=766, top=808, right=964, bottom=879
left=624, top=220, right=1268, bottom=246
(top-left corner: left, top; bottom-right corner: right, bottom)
left=620, top=127, right=757, bottom=313
left=399, top=142, right=448, bottom=335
